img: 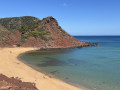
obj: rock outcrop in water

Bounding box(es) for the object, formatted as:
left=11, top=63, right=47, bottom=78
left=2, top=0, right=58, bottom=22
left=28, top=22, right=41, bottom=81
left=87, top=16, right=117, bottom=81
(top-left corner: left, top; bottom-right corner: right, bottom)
left=0, top=16, right=96, bottom=48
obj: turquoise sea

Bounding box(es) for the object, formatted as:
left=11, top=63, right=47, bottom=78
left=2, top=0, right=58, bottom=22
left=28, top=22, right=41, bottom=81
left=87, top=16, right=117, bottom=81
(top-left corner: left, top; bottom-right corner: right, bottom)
left=19, top=36, right=120, bottom=90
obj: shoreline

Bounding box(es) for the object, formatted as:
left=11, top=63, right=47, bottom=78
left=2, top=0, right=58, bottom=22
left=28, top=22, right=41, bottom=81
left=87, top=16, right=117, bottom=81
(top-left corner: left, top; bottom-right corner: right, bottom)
left=18, top=53, right=89, bottom=90
left=0, top=47, right=84, bottom=90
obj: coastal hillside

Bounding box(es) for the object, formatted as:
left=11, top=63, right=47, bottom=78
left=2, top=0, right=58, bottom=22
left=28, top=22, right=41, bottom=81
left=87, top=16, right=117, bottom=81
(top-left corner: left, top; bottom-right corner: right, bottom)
left=0, top=16, right=95, bottom=48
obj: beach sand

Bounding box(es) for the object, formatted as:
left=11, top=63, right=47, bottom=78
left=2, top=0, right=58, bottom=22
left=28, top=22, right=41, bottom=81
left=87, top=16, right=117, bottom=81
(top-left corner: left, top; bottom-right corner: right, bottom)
left=0, top=47, right=82, bottom=90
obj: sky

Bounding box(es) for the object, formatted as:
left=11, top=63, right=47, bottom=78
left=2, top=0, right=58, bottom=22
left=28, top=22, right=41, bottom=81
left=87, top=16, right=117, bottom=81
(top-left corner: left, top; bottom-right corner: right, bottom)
left=0, top=0, right=120, bottom=36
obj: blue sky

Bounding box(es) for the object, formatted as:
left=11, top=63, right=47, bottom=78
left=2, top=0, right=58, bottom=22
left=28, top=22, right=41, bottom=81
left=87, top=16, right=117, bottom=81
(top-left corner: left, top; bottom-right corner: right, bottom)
left=0, top=0, right=120, bottom=35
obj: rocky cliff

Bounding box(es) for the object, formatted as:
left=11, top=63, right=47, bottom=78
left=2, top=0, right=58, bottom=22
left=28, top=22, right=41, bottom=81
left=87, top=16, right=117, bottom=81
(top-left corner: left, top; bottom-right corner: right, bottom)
left=0, top=16, right=96, bottom=48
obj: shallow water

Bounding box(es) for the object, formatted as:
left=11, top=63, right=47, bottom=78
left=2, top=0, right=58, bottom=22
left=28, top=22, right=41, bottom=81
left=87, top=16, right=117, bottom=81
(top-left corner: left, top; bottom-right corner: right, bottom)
left=19, top=36, right=120, bottom=90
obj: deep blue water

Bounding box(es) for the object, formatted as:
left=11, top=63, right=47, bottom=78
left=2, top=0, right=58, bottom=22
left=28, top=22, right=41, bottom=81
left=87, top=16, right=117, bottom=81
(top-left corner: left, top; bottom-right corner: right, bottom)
left=19, top=36, right=120, bottom=90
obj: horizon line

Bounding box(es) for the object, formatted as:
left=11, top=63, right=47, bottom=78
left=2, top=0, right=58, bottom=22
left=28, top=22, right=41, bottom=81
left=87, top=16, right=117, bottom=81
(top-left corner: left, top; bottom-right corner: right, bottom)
left=72, top=35, right=120, bottom=36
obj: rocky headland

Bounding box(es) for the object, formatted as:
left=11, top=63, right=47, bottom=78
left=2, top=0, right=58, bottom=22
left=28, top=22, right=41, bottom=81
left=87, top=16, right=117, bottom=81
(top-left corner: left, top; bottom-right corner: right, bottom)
left=0, top=16, right=97, bottom=48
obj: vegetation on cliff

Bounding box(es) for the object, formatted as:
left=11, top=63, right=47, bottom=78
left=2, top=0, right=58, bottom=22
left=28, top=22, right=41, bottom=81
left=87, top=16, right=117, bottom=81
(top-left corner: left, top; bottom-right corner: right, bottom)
left=0, top=16, right=95, bottom=48
left=0, top=16, right=39, bottom=30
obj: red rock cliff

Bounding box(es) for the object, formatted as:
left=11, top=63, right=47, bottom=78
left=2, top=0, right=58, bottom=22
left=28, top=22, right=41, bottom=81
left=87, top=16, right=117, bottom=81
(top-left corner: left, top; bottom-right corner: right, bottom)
left=0, top=16, right=96, bottom=48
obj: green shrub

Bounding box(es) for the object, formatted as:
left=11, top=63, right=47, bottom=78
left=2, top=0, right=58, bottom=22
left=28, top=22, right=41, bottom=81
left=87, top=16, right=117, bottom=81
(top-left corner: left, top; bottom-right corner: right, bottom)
left=0, top=16, right=41, bottom=31
left=17, top=44, right=20, bottom=47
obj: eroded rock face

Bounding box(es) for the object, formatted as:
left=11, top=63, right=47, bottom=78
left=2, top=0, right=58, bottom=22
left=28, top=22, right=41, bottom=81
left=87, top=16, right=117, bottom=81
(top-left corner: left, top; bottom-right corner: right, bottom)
left=0, top=16, right=96, bottom=48
left=0, top=74, right=38, bottom=90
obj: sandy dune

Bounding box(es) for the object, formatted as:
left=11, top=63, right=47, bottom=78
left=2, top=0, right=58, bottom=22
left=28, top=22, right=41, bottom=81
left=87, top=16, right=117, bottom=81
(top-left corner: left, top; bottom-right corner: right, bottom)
left=0, top=48, right=82, bottom=90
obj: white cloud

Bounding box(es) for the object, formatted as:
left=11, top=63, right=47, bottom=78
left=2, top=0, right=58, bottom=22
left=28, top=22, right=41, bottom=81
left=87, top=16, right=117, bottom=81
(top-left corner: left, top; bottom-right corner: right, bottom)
left=63, top=3, right=67, bottom=7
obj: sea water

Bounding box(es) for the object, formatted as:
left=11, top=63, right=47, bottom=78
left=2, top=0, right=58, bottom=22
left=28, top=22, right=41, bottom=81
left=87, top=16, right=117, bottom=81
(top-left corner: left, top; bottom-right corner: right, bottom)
left=19, top=36, right=120, bottom=90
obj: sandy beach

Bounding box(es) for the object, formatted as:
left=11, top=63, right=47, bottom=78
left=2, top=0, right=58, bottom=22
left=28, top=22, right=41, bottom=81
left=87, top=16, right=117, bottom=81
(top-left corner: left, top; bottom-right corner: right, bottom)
left=0, top=47, right=82, bottom=90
